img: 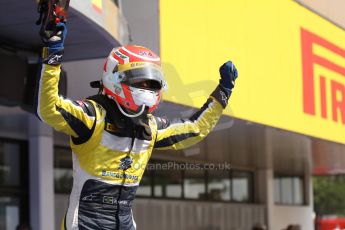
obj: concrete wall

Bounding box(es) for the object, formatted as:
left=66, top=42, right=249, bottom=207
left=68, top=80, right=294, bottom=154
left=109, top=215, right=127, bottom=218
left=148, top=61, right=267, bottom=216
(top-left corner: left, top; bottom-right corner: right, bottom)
left=55, top=194, right=70, bottom=230
left=133, top=199, right=265, bottom=230
left=62, top=59, right=104, bottom=100
left=267, top=128, right=314, bottom=229
left=121, top=0, right=160, bottom=54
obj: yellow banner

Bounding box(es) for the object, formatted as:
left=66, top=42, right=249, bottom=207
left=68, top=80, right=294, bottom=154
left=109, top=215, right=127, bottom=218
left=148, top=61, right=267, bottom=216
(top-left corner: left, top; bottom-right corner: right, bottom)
left=160, top=0, right=345, bottom=144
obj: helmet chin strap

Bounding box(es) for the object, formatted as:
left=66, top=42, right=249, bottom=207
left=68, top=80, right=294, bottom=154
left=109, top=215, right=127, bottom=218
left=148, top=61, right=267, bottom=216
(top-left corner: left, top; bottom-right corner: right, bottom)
left=115, top=100, right=146, bottom=118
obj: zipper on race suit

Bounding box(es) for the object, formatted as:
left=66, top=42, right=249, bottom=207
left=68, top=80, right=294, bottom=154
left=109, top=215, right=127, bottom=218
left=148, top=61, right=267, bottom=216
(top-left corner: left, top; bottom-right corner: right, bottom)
left=115, top=126, right=136, bottom=230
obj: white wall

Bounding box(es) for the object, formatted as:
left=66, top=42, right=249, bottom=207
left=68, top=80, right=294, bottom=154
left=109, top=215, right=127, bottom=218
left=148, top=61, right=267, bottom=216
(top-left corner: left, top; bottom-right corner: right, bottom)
left=272, top=205, right=313, bottom=230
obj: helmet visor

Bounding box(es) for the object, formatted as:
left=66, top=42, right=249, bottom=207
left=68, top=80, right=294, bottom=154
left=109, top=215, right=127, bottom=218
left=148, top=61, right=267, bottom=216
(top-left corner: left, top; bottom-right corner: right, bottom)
left=120, top=67, right=165, bottom=91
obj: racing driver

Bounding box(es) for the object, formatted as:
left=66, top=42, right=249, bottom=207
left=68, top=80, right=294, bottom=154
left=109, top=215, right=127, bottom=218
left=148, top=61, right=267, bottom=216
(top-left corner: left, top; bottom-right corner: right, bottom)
left=35, top=23, right=238, bottom=230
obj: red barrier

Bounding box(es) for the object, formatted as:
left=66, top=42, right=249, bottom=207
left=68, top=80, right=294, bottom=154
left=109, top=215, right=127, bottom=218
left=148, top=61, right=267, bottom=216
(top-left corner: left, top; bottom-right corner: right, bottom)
left=317, top=217, right=345, bottom=230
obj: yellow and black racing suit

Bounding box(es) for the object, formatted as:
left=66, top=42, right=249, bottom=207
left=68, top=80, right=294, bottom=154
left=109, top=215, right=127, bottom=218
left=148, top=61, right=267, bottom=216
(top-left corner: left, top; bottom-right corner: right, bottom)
left=36, top=51, right=230, bottom=230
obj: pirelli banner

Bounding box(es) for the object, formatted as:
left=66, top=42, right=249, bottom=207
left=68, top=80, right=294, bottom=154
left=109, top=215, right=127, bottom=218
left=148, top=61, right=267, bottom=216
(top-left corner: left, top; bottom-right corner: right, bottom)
left=160, top=0, right=345, bottom=144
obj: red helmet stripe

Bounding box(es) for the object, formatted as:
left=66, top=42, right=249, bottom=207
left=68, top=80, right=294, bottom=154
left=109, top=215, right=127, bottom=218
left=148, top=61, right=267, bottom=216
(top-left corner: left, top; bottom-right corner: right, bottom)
left=119, top=47, right=161, bottom=66
left=103, top=87, right=117, bottom=99
left=103, top=86, right=139, bottom=111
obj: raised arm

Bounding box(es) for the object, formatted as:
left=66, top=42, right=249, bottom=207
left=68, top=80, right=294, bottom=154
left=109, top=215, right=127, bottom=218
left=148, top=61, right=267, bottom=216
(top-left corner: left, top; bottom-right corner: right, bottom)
left=154, top=61, right=238, bottom=150
left=35, top=23, right=96, bottom=143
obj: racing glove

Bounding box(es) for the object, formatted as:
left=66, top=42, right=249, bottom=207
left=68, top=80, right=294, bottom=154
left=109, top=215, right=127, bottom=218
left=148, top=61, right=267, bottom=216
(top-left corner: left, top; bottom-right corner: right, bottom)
left=219, top=61, right=238, bottom=96
left=211, top=61, right=238, bottom=108
left=42, top=22, right=67, bottom=65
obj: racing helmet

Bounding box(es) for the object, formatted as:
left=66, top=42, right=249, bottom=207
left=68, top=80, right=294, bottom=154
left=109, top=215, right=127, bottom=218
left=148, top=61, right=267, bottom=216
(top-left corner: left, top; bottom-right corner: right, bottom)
left=101, top=45, right=167, bottom=117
